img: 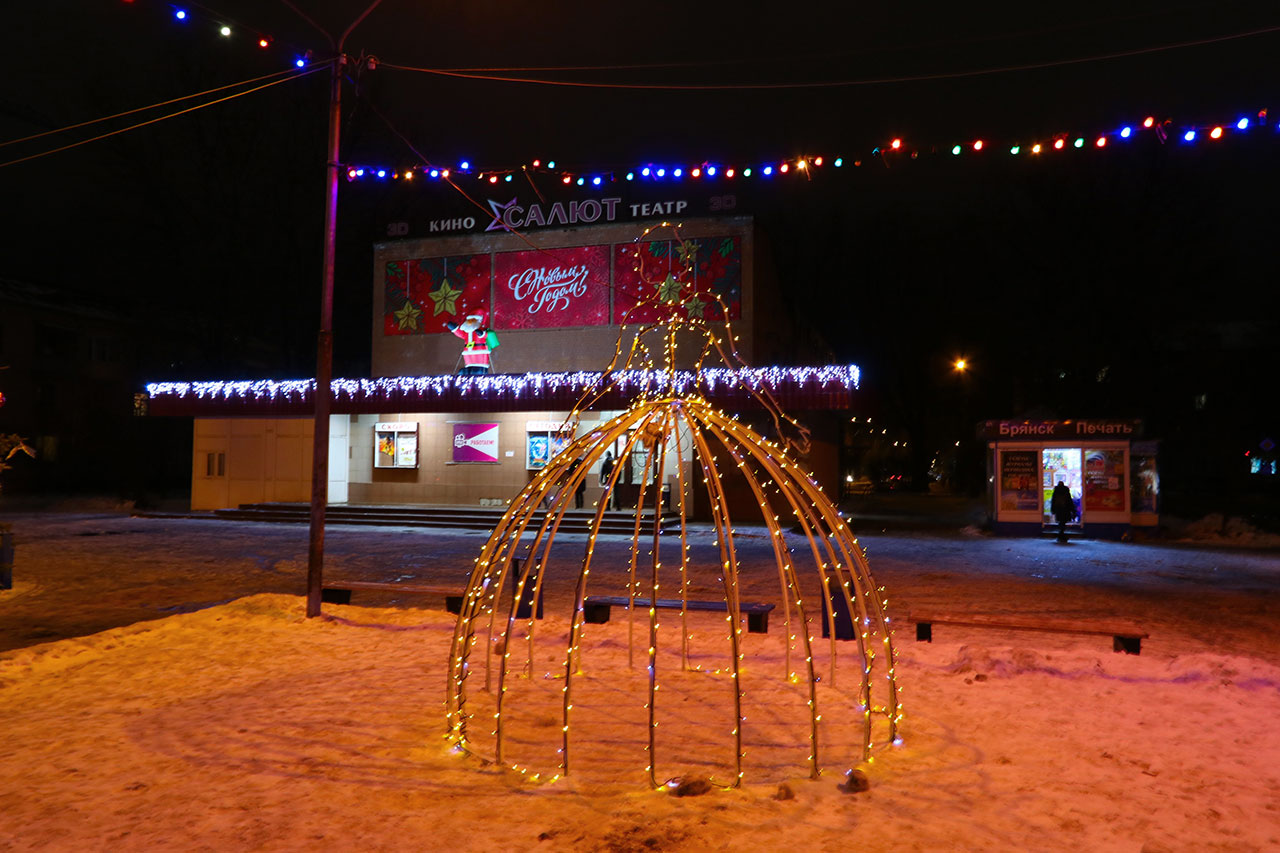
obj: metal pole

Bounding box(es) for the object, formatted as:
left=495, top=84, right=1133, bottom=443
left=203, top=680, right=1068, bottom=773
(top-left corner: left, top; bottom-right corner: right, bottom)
left=298, top=0, right=383, bottom=618
left=304, top=51, right=343, bottom=618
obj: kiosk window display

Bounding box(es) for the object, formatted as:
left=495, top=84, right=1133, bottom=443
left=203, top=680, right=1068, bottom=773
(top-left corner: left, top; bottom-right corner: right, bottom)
left=982, top=419, right=1155, bottom=538
left=1040, top=448, right=1082, bottom=527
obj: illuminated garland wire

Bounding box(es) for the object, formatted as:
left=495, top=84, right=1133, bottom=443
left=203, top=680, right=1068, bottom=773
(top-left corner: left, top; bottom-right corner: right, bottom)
left=144, top=364, right=861, bottom=407
left=342, top=108, right=1274, bottom=189
left=444, top=224, right=898, bottom=787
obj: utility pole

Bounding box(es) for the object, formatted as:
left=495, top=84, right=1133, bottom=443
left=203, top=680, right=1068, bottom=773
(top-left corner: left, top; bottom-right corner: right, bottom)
left=279, top=0, right=383, bottom=617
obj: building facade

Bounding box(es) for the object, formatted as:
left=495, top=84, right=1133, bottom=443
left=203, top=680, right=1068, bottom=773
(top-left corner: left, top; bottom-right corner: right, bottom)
left=152, top=216, right=855, bottom=513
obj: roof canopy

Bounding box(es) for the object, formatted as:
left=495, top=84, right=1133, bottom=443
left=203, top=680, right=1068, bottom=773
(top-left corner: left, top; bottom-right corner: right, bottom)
left=144, top=366, right=860, bottom=417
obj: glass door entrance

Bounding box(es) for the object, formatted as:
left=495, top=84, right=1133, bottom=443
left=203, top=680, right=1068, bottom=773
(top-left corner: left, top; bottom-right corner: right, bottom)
left=1042, top=448, right=1082, bottom=527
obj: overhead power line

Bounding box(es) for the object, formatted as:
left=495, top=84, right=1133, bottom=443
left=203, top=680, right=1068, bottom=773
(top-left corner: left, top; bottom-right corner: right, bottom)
left=0, top=66, right=312, bottom=151
left=0, top=62, right=332, bottom=170
left=382, top=24, right=1280, bottom=91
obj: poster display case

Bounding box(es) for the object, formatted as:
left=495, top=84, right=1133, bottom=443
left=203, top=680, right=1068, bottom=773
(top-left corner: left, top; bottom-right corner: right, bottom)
left=526, top=420, right=571, bottom=470
left=375, top=421, right=419, bottom=469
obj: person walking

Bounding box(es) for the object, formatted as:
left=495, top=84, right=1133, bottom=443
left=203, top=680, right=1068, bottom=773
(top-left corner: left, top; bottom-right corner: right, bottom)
left=574, top=466, right=587, bottom=509
left=599, top=450, right=618, bottom=510
left=1050, top=480, right=1076, bottom=543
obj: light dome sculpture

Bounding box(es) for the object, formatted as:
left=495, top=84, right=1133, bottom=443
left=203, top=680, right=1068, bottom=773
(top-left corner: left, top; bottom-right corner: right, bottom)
left=445, top=224, right=900, bottom=787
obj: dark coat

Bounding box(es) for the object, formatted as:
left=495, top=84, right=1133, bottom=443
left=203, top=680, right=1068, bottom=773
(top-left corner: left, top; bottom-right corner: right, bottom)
left=1050, top=483, right=1076, bottom=523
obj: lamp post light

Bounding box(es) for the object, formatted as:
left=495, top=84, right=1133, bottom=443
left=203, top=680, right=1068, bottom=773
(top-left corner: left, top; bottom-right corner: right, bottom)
left=950, top=354, right=977, bottom=493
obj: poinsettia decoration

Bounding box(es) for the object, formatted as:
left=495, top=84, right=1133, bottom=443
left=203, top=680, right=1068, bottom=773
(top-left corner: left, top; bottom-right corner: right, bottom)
left=613, top=236, right=742, bottom=323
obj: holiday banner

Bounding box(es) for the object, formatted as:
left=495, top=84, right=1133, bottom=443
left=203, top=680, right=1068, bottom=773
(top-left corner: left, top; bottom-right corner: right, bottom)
left=451, top=422, right=500, bottom=463
left=613, top=236, right=742, bottom=323
left=492, top=246, right=610, bottom=329
left=384, top=254, right=490, bottom=335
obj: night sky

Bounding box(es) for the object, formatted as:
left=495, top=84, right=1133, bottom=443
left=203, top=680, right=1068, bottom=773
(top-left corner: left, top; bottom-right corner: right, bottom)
left=3, top=1, right=1277, bottom=501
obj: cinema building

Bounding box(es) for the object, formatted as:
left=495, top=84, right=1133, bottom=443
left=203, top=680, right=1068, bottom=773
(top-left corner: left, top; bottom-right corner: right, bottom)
left=983, top=418, right=1160, bottom=538
left=144, top=215, right=856, bottom=517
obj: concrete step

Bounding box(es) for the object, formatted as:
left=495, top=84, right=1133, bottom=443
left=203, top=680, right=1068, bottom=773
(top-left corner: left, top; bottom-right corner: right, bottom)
left=211, top=503, right=678, bottom=535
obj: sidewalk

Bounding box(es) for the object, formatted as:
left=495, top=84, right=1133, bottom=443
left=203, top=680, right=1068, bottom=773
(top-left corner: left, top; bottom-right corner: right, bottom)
left=840, top=492, right=988, bottom=531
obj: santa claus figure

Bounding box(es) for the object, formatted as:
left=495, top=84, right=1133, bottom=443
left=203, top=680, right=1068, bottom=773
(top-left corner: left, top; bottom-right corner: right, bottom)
left=445, top=310, right=499, bottom=375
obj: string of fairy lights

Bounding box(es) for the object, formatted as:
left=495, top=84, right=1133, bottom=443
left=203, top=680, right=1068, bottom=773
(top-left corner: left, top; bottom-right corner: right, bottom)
left=78, top=1, right=1277, bottom=197
left=144, top=364, right=862, bottom=407
left=342, top=109, right=1276, bottom=191
left=123, top=0, right=318, bottom=69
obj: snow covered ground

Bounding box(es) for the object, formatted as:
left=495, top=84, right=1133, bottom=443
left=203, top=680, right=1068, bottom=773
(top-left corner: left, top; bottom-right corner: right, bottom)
left=1, top=510, right=1278, bottom=852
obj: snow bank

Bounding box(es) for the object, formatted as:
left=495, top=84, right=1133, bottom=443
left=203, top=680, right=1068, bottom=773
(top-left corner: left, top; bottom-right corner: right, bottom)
left=1168, top=513, right=1280, bottom=549
left=2, top=593, right=1277, bottom=852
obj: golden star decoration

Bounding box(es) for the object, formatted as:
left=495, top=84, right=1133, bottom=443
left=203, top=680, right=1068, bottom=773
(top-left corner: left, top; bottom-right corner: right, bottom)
left=656, top=273, right=684, bottom=303
left=674, top=240, right=700, bottom=265
left=684, top=294, right=707, bottom=318
left=393, top=300, right=423, bottom=331
left=429, top=278, right=463, bottom=316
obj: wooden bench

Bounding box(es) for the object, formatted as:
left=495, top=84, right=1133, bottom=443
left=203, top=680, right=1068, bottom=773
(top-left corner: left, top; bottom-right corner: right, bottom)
left=583, top=595, right=776, bottom=634
left=906, top=612, right=1148, bottom=654
left=322, top=580, right=464, bottom=614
